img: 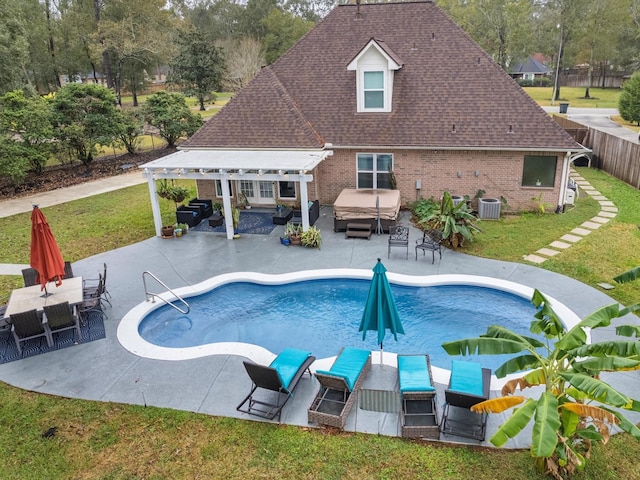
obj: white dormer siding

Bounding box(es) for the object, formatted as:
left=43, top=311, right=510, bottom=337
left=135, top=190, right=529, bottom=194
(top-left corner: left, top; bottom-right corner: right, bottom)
left=347, top=39, right=402, bottom=113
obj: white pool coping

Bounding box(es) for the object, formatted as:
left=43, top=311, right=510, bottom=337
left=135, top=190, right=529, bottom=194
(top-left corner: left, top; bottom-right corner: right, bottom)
left=117, top=270, right=584, bottom=388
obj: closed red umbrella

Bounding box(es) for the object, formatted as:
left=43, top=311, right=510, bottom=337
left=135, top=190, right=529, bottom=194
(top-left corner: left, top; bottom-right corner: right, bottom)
left=30, top=205, right=65, bottom=294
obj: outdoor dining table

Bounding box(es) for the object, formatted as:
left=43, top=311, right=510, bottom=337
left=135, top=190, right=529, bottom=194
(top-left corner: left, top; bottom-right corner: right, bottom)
left=3, top=276, right=84, bottom=320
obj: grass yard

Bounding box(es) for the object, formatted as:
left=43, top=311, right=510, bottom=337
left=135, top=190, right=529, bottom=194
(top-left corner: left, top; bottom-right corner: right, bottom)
left=0, top=167, right=639, bottom=478
left=522, top=86, right=621, bottom=109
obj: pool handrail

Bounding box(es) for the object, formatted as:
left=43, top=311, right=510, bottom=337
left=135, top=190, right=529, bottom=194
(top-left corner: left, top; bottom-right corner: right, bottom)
left=142, top=271, right=190, bottom=315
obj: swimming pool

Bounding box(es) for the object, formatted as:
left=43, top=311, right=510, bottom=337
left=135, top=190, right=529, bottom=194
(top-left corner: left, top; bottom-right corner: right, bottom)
left=118, top=270, right=582, bottom=386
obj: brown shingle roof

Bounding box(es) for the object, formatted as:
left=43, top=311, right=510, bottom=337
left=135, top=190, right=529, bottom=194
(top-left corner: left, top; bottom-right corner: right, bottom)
left=183, top=1, right=580, bottom=151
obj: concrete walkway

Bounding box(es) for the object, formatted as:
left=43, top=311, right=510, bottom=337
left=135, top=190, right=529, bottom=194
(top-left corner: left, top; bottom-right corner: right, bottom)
left=0, top=170, right=147, bottom=220
left=523, top=168, right=618, bottom=264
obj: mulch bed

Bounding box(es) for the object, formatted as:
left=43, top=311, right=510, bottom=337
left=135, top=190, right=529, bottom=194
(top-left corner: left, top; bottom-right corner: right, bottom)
left=0, top=147, right=177, bottom=199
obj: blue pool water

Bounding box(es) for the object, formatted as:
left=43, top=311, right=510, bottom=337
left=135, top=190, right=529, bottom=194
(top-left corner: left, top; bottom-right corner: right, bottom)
left=138, top=279, right=544, bottom=371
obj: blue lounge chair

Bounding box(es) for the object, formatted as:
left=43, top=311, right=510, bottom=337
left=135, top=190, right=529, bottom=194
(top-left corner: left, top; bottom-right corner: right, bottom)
left=398, top=354, right=439, bottom=439
left=440, top=360, right=491, bottom=441
left=237, top=348, right=316, bottom=421
left=308, top=347, right=371, bottom=429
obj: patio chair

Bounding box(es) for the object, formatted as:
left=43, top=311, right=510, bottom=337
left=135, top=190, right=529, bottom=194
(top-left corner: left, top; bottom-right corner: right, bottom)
left=398, top=354, right=439, bottom=439
left=22, top=267, right=38, bottom=287
left=415, top=229, right=443, bottom=263
left=237, top=348, right=316, bottom=421
left=79, top=273, right=107, bottom=322
left=440, top=360, right=491, bottom=441
left=9, top=309, right=53, bottom=354
left=83, top=264, right=111, bottom=307
left=63, top=261, right=74, bottom=279
left=43, top=301, right=82, bottom=342
left=308, top=347, right=371, bottom=429
left=388, top=225, right=409, bottom=259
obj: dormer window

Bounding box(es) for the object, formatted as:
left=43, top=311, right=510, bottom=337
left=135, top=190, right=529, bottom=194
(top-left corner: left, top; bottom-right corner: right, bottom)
left=364, top=71, right=384, bottom=109
left=348, top=38, right=402, bottom=113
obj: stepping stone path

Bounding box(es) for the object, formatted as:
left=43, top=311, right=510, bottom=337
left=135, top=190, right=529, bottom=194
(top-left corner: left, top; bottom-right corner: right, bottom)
left=523, top=169, right=617, bottom=265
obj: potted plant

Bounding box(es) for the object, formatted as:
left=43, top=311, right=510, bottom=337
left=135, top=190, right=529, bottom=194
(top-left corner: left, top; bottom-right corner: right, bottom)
left=212, top=201, right=223, bottom=214
left=157, top=179, right=190, bottom=208
left=285, top=222, right=302, bottom=245
left=161, top=225, right=174, bottom=238
left=301, top=226, right=322, bottom=248
left=237, top=191, right=251, bottom=209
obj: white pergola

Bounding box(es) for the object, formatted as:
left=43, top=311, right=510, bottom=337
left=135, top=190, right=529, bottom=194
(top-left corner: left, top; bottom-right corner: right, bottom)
left=140, top=148, right=333, bottom=239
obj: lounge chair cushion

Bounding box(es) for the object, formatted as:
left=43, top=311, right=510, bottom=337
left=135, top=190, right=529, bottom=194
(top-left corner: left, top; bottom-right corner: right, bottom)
left=398, top=356, right=435, bottom=393
left=315, top=347, right=370, bottom=391
left=450, top=360, right=483, bottom=396
left=269, top=348, right=312, bottom=390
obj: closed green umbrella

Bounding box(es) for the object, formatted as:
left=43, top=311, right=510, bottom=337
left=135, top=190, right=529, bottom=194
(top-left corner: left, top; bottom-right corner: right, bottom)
left=359, top=258, right=404, bottom=365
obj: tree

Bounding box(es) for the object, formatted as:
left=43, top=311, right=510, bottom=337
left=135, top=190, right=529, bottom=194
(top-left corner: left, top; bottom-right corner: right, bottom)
left=0, top=0, right=30, bottom=94
left=262, top=8, right=314, bottom=65
left=443, top=291, right=640, bottom=479
left=97, top=0, right=174, bottom=105
left=167, top=30, right=225, bottom=111
left=619, top=72, right=640, bottom=125
left=437, top=0, right=534, bottom=69
left=0, top=89, right=53, bottom=178
left=50, top=83, right=121, bottom=166
left=143, top=91, right=203, bottom=148
left=219, top=37, right=264, bottom=92
left=113, top=108, right=144, bottom=154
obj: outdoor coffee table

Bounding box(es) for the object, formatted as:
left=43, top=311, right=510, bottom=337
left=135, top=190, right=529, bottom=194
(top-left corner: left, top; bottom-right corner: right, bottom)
left=272, top=208, right=293, bottom=225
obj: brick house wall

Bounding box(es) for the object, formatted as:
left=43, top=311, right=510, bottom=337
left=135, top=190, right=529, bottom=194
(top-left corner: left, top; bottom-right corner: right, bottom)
left=195, top=148, right=563, bottom=212
left=317, top=149, right=563, bottom=211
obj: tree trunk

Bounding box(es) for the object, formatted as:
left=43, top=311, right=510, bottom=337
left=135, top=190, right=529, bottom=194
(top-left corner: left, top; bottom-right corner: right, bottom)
left=45, top=0, right=61, bottom=88
left=94, top=0, right=113, bottom=89
left=199, top=95, right=206, bottom=111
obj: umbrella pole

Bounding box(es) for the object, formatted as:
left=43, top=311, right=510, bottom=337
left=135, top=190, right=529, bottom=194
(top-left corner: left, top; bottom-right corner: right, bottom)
left=40, top=282, right=52, bottom=298
left=380, top=342, right=383, bottom=366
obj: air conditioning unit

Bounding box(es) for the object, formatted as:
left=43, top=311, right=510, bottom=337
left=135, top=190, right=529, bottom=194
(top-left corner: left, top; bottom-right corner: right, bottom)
left=565, top=189, right=575, bottom=205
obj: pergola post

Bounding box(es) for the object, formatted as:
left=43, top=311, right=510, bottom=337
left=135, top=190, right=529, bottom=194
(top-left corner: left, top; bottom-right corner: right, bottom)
left=219, top=171, right=234, bottom=240
left=146, top=175, right=163, bottom=237
left=299, top=172, right=310, bottom=232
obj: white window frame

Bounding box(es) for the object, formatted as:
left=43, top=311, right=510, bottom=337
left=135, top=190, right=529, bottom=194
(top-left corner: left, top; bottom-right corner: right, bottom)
left=215, top=180, right=233, bottom=198
left=362, top=70, right=386, bottom=111
left=356, top=153, right=393, bottom=189
left=278, top=180, right=297, bottom=200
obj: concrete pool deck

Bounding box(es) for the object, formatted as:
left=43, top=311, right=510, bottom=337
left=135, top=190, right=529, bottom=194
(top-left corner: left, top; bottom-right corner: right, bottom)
left=1, top=207, right=639, bottom=447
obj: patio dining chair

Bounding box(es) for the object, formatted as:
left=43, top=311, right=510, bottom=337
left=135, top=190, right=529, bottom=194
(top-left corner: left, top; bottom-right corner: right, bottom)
left=43, top=301, right=82, bottom=342
left=388, top=225, right=409, bottom=259
left=63, top=261, right=74, bottom=279
left=79, top=273, right=107, bottom=323
left=415, top=229, right=443, bottom=264
left=83, top=263, right=111, bottom=307
left=9, top=309, right=53, bottom=354
left=22, top=267, right=38, bottom=287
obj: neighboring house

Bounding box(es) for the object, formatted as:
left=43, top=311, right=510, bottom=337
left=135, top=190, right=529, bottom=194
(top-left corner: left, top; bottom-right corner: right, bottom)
left=509, top=55, right=553, bottom=82
left=141, top=1, right=586, bottom=239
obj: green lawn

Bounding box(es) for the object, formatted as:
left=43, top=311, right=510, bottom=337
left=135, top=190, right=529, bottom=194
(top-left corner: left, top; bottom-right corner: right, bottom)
left=522, top=86, right=621, bottom=108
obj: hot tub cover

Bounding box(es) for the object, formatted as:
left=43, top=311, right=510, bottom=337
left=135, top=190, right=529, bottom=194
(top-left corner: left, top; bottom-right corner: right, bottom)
left=333, top=189, right=401, bottom=221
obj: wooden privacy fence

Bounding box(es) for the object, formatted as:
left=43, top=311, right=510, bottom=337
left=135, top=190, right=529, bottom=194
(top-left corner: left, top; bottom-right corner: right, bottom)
left=584, top=129, right=640, bottom=190
left=553, top=115, right=588, bottom=144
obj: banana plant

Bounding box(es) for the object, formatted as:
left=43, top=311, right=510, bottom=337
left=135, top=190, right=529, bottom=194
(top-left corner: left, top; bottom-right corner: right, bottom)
left=442, top=290, right=640, bottom=479
left=419, top=191, right=480, bottom=249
